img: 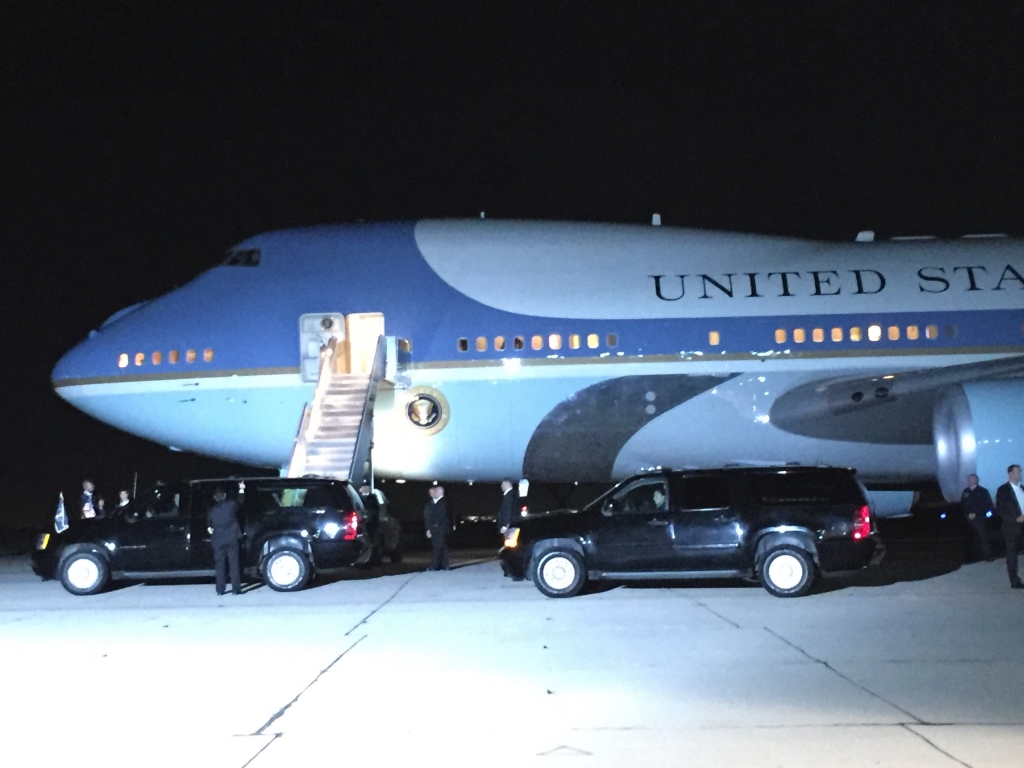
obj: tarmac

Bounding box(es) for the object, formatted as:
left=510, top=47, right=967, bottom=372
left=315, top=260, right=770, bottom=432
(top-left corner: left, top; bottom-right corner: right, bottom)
left=1, top=543, right=1023, bottom=768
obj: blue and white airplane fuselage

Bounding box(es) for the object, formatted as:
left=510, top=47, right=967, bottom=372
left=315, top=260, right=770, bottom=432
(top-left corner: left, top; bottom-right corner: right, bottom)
left=52, top=221, right=1024, bottom=502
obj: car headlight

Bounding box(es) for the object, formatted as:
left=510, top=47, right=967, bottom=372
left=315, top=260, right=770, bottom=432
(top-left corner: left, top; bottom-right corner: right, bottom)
left=503, top=527, right=520, bottom=548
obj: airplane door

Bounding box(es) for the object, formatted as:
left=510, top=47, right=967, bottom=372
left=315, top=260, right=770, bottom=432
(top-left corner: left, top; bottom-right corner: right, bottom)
left=297, top=312, right=384, bottom=380
left=345, top=312, right=385, bottom=375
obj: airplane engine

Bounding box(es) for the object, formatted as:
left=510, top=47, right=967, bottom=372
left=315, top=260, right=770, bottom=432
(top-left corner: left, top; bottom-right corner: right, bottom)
left=934, top=381, right=1024, bottom=502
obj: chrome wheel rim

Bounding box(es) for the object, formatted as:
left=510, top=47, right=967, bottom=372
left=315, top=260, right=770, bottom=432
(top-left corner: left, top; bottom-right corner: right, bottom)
left=767, top=554, right=804, bottom=591
left=67, top=558, right=99, bottom=590
left=270, top=554, right=301, bottom=586
left=541, top=555, right=577, bottom=591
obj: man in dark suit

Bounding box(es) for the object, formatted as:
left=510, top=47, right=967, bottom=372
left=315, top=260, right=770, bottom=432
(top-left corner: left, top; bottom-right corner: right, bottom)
left=207, top=482, right=245, bottom=595
left=497, top=479, right=519, bottom=535
left=995, top=465, right=1024, bottom=588
left=424, top=485, right=451, bottom=571
left=961, top=473, right=995, bottom=561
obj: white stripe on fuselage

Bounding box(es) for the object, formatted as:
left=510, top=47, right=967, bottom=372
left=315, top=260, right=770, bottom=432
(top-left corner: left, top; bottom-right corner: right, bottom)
left=414, top=220, right=1024, bottom=319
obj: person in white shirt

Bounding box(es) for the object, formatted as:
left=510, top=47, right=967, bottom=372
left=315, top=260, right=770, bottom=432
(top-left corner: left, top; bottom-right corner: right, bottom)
left=995, top=464, right=1024, bottom=588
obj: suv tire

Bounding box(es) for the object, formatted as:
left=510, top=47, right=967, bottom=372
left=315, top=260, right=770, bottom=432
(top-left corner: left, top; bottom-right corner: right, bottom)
left=758, top=546, right=815, bottom=598
left=532, top=547, right=586, bottom=598
left=261, top=548, right=311, bottom=592
left=59, top=550, right=109, bottom=596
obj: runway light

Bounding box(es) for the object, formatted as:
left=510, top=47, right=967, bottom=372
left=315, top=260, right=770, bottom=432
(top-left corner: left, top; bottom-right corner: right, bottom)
left=940, top=513, right=947, bottom=519
left=986, top=511, right=993, bottom=518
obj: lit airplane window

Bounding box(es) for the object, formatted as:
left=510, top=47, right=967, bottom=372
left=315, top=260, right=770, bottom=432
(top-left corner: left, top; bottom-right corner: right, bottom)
left=134, top=352, right=145, bottom=366
left=569, top=334, right=581, bottom=349
left=812, top=328, right=824, bottom=343
left=186, top=349, right=197, bottom=363
left=831, top=327, right=843, bottom=342
left=774, top=329, right=786, bottom=344
left=849, top=327, right=862, bottom=341
left=868, top=325, right=882, bottom=341
left=476, top=337, right=487, bottom=352
left=587, top=333, right=599, bottom=349
left=152, top=351, right=162, bottom=365
left=531, top=335, right=543, bottom=350
left=494, top=336, right=505, bottom=351
left=549, top=334, right=562, bottom=350
left=708, top=331, right=721, bottom=346
left=169, top=350, right=179, bottom=363
left=926, top=324, right=939, bottom=339
left=793, top=328, right=806, bottom=343
left=118, top=353, right=128, bottom=368
left=204, top=348, right=214, bottom=362
left=907, top=325, right=919, bottom=340
left=888, top=326, right=900, bottom=341
left=399, top=339, right=412, bottom=352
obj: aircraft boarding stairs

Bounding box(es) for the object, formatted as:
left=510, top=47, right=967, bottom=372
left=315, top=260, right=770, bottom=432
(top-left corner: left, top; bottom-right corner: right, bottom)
left=287, top=321, right=388, bottom=486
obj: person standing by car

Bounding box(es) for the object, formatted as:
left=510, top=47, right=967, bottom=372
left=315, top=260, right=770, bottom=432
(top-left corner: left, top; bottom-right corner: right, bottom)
left=117, top=490, right=131, bottom=509
left=424, top=485, right=451, bottom=571
left=995, top=465, right=1024, bottom=588
left=79, top=480, right=96, bottom=519
left=207, top=482, right=245, bottom=595
left=961, top=474, right=995, bottom=561
left=497, top=478, right=518, bottom=535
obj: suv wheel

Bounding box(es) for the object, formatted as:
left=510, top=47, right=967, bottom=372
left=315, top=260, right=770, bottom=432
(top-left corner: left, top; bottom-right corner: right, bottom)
left=261, top=548, right=311, bottom=592
left=59, top=551, right=109, bottom=596
left=532, top=547, right=586, bottom=598
left=758, top=546, right=815, bottom=598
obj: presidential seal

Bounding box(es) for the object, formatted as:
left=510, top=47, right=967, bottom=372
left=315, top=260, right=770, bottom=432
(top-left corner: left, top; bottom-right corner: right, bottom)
left=404, top=387, right=450, bottom=435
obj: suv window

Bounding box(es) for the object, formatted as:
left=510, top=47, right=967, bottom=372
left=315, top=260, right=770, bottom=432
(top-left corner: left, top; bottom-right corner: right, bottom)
left=746, top=472, right=862, bottom=505
left=674, top=476, right=731, bottom=510
left=128, top=485, right=183, bottom=520
left=254, top=483, right=353, bottom=514
left=605, top=477, right=669, bottom=515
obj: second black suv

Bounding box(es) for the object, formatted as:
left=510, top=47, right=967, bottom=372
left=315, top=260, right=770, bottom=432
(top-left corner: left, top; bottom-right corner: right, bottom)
left=500, top=466, right=884, bottom=598
left=33, top=477, right=370, bottom=595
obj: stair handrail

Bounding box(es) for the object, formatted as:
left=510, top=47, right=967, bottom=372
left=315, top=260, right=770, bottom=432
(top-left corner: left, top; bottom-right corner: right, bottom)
left=346, top=334, right=387, bottom=485
left=306, top=337, right=337, bottom=439
left=286, top=403, right=312, bottom=477
left=287, top=338, right=337, bottom=477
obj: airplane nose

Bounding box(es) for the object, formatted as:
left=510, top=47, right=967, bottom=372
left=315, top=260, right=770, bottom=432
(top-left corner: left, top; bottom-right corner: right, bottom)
left=51, top=335, right=92, bottom=388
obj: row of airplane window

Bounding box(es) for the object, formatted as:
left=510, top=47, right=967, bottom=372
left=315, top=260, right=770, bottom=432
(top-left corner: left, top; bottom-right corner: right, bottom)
left=706, top=323, right=955, bottom=346
left=118, top=349, right=214, bottom=368
left=458, top=333, right=619, bottom=353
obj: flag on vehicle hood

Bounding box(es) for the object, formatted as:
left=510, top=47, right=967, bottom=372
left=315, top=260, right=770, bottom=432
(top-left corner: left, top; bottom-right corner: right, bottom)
left=55, top=492, right=69, bottom=534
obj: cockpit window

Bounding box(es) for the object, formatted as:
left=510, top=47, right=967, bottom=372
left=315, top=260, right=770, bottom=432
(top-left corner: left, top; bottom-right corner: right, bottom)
left=223, top=248, right=261, bottom=267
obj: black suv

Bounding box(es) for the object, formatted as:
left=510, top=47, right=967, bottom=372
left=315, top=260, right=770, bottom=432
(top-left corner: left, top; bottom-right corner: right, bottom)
left=33, top=477, right=370, bottom=595
left=499, top=467, right=884, bottom=598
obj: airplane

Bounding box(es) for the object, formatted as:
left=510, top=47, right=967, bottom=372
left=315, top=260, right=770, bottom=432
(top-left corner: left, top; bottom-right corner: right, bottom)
left=51, top=219, right=1024, bottom=514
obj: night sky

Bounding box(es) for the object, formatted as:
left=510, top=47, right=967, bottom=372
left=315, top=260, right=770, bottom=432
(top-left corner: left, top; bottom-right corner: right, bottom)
left=2, top=3, right=1022, bottom=528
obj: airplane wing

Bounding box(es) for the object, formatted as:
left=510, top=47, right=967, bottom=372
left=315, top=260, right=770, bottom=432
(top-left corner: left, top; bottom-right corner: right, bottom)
left=768, top=354, right=1024, bottom=444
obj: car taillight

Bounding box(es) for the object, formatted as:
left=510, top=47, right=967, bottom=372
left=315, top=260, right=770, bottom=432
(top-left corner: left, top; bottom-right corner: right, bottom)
left=852, top=504, right=871, bottom=540
left=504, top=527, right=520, bottom=548
left=343, top=510, right=359, bottom=541
left=519, top=504, right=529, bottom=517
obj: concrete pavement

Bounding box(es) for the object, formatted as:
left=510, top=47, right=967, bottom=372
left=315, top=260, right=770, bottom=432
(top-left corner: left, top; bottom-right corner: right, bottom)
left=1, top=552, right=1023, bottom=767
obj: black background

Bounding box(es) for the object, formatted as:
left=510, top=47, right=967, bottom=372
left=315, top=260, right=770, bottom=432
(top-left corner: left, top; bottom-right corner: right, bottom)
left=2, top=2, right=1022, bottom=529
